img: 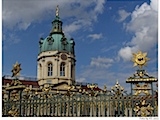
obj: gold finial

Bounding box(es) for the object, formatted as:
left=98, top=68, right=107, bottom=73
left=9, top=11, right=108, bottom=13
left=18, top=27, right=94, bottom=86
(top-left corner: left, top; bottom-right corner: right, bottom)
left=104, top=84, right=107, bottom=91
left=87, top=83, right=97, bottom=90
left=116, top=80, right=119, bottom=85
left=132, top=50, right=150, bottom=69
left=11, top=61, right=22, bottom=77
left=111, top=80, right=124, bottom=95
left=56, top=5, right=59, bottom=17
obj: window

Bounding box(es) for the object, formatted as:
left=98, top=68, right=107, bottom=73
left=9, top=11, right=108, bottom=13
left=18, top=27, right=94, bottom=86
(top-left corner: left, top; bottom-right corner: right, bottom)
left=71, top=65, right=74, bottom=78
left=48, top=63, right=53, bottom=76
left=58, top=24, right=59, bottom=30
left=39, top=64, right=42, bottom=78
left=60, top=62, right=65, bottom=76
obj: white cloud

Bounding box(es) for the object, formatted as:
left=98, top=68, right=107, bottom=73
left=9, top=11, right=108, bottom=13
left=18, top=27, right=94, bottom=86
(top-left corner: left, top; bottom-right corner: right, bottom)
left=63, top=19, right=92, bottom=37
left=90, top=56, right=113, bottom=69
left=76, top=77, right=86, bottom=82
left=3, top=0, right=52, bottom=30
left=118, top=0, right=158, bottom=61
left=87, top=33, right=103, bottom=40
left=118, top=46, right=133, bottom=61
left=2, top=33, right=21, bottom=50
left=117, top=9, right=131, bottom=22
left=150, top=0, right=158, bottom=11
left=78, top=64, right=133, bottom=91
left=109, top=7, right=112, bottom=10
left=3, top=33, right=20, bottom=44
left=3, top=0, right=105, bottom=32
left=94, top=0, right=105, bottom=14
left=101, top=45, right=117, bottom=52
left=18, top=22, right=31, bottom=30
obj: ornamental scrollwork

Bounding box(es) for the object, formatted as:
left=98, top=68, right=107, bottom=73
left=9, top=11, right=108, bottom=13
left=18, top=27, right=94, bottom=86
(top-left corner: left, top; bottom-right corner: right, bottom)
left=134, top=100, right=154, bottom=117
left=111, top=80, right=124, bottom=96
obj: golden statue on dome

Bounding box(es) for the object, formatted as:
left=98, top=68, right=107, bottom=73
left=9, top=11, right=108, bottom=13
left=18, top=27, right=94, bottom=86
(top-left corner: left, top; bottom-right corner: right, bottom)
left=56, top=5, right=59, bottom=17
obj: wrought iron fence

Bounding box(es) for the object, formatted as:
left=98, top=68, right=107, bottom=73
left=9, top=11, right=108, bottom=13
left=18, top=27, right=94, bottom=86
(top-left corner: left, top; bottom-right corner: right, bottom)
left=2, top=89, right=158, bottom=117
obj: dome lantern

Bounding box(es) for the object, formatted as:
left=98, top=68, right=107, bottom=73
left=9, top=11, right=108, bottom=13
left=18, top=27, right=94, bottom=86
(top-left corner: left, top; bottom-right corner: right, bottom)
left=50, top=5, right=63, bottom=35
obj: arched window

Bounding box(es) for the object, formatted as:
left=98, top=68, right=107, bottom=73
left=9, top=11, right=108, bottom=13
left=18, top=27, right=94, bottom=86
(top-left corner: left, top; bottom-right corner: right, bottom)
left=48, top=63, right=53, bottom=76
left=71, top=65, right=73, bottom=78
left=60, top=62, right=65, bottom=76
left=39, top=64, right=42, bottom=78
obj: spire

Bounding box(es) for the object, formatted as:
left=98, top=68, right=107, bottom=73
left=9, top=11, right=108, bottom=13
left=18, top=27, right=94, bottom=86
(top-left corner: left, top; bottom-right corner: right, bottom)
left=56, top=5, right=59, bottom=17
left=50, top=5, right=63, bottom=35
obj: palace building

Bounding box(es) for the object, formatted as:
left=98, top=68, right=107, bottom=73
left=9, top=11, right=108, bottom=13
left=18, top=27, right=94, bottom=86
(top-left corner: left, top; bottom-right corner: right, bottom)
left=37, top=6, right=76, bottom=90
left=2, top=5, right=100, bottom=93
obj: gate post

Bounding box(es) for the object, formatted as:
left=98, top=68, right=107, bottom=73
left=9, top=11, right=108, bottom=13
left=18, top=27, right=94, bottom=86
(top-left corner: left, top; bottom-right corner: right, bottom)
left=126, top=51, right=158, bottom=117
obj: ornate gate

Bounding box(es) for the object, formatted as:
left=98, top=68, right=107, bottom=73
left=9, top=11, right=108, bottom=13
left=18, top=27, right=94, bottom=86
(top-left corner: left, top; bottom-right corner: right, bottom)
left=2, top=80, right=158, bottom=117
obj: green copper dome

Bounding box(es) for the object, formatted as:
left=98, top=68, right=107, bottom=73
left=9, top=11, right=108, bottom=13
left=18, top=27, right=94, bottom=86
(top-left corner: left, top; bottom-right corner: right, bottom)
left=38, top=6, right=75, bottom=55
left=39, top=34, right=75, bottom=54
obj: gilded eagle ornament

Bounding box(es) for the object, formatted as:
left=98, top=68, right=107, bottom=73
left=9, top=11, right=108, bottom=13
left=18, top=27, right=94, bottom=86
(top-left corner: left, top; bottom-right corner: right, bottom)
left=132, top=50, right=150, bottom=69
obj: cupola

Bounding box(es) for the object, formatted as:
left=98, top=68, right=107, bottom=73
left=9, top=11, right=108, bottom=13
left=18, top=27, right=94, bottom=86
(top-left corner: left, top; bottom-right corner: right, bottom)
left=38, top=5, right=75, bottom=55
left=50, top=5, right=63, bottom=35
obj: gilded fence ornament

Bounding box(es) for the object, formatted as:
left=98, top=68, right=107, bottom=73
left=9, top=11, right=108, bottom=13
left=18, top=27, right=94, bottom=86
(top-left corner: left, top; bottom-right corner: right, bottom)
left=133, top=70, right=149, bottom=78
left=8, top=106, right=19, bottom=117
left=132, top=50, right=149, bottom=69
left=87, top=83, right=98, bottom=96
left=111, top=80, right=124, bottom=95
left=87, top=83, right=97, bottom=90
left=23, top=87, right=33, bottom=99
left=6, top=62, right=26, bottom=91
left=24, top=87, right=30, bottom=93
left=65, top=85, right=75, bottom=96
left=35, top=90, right=39, bottom=95
left=11, top=62, right=22, bottom=77
left=42, top=86, right=51, bottom=94
left=42, top=86, right=52, bottom=98
left=133, top=83, right=150, bottom=96
left=134, top=100, right=154, bottom=117
left=10, top=79, right=23, bottom=87
left=103, top=84, right=107, bottom=92
left=11, top=92, right=19, bottom=101
left=78, top=85, right=85, bottom=93
left=67, top=85, right=75, bottom=91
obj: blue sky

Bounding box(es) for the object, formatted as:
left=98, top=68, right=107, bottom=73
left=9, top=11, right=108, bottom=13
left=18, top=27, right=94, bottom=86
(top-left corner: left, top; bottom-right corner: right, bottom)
left=2, top=0, right=158, bottom=92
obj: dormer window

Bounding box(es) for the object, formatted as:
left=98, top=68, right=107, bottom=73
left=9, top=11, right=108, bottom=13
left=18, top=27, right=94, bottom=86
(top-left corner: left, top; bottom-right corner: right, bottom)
left=47, top=36, right=54, bottom=45
left=61, top=37, right=68, bottom=50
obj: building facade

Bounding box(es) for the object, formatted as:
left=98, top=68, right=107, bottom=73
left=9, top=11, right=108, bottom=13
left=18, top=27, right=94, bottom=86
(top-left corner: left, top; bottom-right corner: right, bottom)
left=37, top=6, right=76, bottom=89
